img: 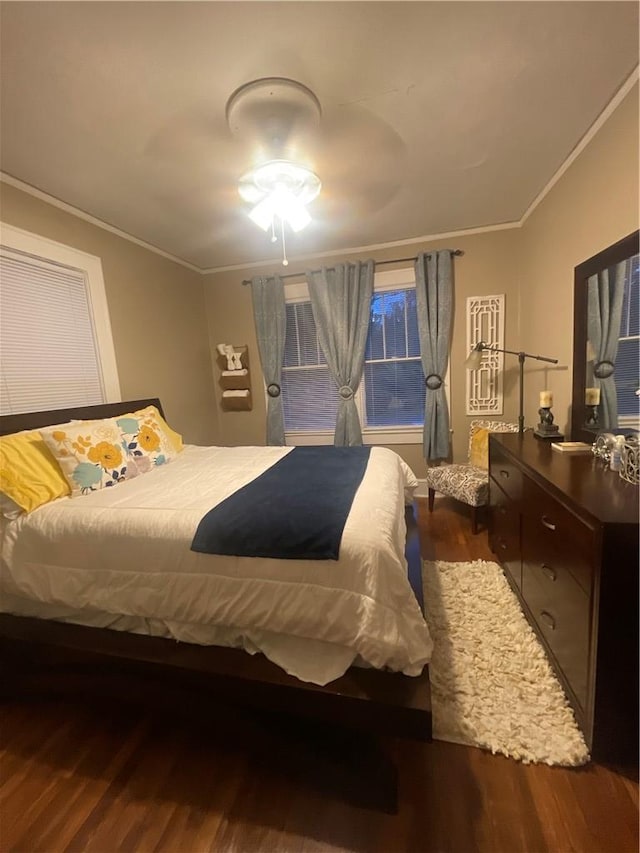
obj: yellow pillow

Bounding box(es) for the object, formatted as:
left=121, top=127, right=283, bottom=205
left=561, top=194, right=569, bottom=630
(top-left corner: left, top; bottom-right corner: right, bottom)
left=0, top=430, right=70, bottom=513
left=155, top=410, right=184, bottom=454
left=469, top=427, right=490, bottom=470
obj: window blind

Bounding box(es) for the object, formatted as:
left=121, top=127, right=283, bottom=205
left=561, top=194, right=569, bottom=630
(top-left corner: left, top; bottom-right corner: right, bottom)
left=616, top=338, right=640, bottom=416
left=364, top=289, right=425, bottom=427
left=615, top=255, right=639, bottom=419
left=0, top=253, right=106, bottom=415
left=282, top=301, right=340, bottom=430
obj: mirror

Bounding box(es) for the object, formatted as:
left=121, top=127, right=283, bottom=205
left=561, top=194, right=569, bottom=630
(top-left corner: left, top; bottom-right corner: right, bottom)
left=571, top=230, right=640, bottom=442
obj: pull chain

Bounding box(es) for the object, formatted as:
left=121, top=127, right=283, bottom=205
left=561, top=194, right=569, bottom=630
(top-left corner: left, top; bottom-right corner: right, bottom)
left=270, top=217, right=277, bottom=243
left=281, top=218, right=288, bottom=266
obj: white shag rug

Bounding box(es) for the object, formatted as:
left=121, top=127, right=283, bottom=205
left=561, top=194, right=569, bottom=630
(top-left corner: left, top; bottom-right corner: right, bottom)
left=422, top=559, right=589, bottom=766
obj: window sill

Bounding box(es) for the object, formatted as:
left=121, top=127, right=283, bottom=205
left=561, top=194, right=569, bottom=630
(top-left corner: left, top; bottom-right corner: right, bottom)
left=285, top=428, right=423, bottom=446
left=363, top=428, right=423, bottom=445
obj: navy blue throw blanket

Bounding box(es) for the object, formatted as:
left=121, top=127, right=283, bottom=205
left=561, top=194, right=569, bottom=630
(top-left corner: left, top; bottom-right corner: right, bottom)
left=191, top=446, right=372, bottom=560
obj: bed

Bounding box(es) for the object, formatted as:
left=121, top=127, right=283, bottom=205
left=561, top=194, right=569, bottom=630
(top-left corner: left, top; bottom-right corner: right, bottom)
left=0, top=399, right=433, bottom=795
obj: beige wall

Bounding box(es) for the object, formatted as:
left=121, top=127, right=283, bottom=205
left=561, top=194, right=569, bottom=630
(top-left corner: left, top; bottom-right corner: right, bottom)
left=519, top=84, right=639, bottom=434
left=204, top=228, right=522, bottom=472
left=0, top=183, right=218, bottom=445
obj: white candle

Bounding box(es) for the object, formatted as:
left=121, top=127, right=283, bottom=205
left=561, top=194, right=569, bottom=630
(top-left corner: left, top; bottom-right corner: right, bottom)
left=585, top=387, right=601, bottom=406
left=539, top=390, right=553, bottom=408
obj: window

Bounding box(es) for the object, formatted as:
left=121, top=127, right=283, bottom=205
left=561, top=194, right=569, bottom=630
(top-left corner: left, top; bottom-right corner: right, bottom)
left=281, top=269, right=440, bottom=444
left=0, top=223, right=120, bottom=415
left=616, top=253, right=639, bottom=427
left=364, top=288, right=425, bottom=427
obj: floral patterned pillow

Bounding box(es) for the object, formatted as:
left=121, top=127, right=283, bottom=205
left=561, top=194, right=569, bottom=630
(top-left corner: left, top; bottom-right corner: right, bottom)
left=40, top=419, right=128, bottom=496
left=116, top=405, right=180, bottom=475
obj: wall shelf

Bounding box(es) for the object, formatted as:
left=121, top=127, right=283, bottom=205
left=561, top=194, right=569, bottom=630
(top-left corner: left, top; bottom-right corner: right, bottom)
left=217, top=345, right=252, bottom=411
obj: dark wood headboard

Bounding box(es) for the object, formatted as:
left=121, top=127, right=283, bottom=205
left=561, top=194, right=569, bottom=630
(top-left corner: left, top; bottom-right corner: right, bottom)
left=0, top=398, right=164, bottom=436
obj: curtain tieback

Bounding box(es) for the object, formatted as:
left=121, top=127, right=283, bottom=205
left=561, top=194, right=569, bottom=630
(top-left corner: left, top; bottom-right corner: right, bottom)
left=339, top=385, right=354, bottom=400
left=267, top=383, right=282, bottom=398
left=425, top=373, right=443, bottom=390
left=593, top=360, right=615, bottom=379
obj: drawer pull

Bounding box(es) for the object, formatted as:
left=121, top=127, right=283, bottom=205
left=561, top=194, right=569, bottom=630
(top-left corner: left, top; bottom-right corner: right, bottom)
left=541, top=515, right=556, bottom=531
left=541, top=563, right=557, bottom=582
left=499, top=505, right=507, bottom=515
left=540, top=610, right=556, bottom=631
left=499, top=469, right=510, bottom=480
left=499, top=540, right=507, bottom=551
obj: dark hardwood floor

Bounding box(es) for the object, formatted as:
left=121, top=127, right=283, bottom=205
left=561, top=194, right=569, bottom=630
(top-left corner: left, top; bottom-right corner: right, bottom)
left=1, top=497, right=638, bottom=853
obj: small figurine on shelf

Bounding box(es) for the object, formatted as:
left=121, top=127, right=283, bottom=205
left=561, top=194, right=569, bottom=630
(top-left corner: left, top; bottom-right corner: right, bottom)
left=534, top=390, right=563, bottom=441
left=216, top=343, right=243, bottom=372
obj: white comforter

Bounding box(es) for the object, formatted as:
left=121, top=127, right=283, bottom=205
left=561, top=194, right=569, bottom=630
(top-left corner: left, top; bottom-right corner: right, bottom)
left=0, top=444, right=432, bottom=685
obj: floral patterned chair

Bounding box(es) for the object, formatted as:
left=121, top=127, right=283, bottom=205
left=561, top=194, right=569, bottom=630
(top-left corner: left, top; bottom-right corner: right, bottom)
left=425, top=419, right=520, bottom=534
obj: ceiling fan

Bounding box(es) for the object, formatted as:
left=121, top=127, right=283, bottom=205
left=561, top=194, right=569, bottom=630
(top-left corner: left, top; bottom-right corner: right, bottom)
left=227, top=79, right=323, bottom=263
left=145, top=75, right=406, bottom=263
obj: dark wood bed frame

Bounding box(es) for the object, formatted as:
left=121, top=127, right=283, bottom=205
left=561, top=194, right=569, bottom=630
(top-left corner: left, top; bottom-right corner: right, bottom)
left=0, top=399, right=431, bottom=810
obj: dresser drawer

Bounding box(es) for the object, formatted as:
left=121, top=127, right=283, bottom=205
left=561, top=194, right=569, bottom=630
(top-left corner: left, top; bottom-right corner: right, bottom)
left=522, top=555, right=591, bottom=713
left=522, top=477, right=597, bottom=595
left=489, top=478, right=521, bottom=589
left=489, top=440, right=523, bottom=503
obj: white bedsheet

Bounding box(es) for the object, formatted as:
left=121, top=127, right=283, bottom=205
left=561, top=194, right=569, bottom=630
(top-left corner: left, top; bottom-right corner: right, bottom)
left=0, top=444, right=432, bottom=685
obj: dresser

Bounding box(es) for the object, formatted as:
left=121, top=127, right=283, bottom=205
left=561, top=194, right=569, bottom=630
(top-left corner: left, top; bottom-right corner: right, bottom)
left=488, top=432, right=639, bottom=763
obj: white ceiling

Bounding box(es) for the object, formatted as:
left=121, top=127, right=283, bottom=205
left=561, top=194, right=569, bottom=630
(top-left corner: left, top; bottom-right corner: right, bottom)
left=1, top=2, right=638, bottom=272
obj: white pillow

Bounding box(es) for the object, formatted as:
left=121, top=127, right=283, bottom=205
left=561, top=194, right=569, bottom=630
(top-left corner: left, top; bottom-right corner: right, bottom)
left=40, top=418, right=129, bottom=496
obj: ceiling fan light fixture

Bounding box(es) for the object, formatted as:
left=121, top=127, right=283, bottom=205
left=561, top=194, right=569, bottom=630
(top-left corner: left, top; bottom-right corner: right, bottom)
left=271, top=188, right=312, bottom=232
left=240, top=159, right=320, bottom=233
left=247, top=186, right=312, bottom=233
left=248, top=196, right=277, bottom=232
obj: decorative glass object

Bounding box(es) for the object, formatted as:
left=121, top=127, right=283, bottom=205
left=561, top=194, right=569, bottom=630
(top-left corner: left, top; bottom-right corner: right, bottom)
left=592, top=432, right=616, bottom=462
left=620, top=437, right=640, bottom=485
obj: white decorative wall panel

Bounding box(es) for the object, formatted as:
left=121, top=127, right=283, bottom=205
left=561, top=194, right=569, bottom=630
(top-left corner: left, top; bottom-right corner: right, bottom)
left=466, top=294, right=505, bottom=415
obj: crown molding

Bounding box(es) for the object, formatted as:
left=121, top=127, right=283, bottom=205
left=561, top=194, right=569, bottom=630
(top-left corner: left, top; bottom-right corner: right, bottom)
left=0, top=173, right=201, bottom=273
left=520, top=66, right=639, bottom=225
left=202, top=221, right=520, bottom=275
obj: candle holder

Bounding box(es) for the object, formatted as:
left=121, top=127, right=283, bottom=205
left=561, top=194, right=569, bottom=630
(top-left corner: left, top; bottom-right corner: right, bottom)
left=585, top=404, right=599, bottom=429
left=534, top=406, right=563, bottom=441
left=584, top=387, right=601, bottom=427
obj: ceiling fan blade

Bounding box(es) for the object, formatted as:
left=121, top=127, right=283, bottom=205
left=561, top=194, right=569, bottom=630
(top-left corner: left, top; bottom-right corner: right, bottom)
left=142, top=106, right=262, bottom=217
left=146, top=109, right=221, bottom=155
left=310, top=103, right=407, bottom=219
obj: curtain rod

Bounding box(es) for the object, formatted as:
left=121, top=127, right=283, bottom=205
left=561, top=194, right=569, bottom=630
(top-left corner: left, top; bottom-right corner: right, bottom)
left=240, top=249, right=463, bottom=285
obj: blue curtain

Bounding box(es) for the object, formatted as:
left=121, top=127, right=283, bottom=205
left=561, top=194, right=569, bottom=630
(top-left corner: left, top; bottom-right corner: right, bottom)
left=251, top=275, right=286, bottom=445
left=415, top=251, right=453, bottom=460
left=587, top=261, right=626, bottom=431
left=306, top=260, right=374, bottom=446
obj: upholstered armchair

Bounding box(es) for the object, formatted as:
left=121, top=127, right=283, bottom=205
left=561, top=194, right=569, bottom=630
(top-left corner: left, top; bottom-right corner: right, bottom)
left=425, top=419, right=520, bottom=534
